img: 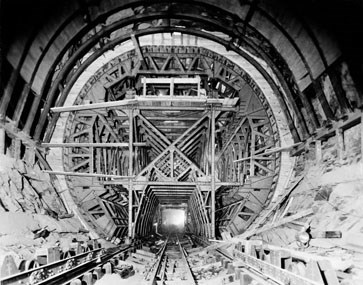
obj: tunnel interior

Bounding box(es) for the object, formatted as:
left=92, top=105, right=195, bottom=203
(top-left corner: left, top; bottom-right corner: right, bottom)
left=1, top=0, right=363, bottom=284
left=159, top=207, right=186, bottom=234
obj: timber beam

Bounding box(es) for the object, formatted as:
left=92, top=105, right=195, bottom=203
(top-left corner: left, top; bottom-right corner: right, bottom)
left=101, top=180, right=242, bottom=186
left=42, top=142, right=147, bottom=148
left=50, top=99, right=236, bottom=113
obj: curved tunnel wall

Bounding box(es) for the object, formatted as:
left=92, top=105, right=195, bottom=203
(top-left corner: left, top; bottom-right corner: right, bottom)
left=2, top=0, right=361, bottom=141
left=0, top=0, right=363, bottom=260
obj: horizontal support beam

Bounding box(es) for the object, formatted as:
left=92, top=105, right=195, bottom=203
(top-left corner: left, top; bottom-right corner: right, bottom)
left=103, top=180, right=196, bottom=186
left=43, top=170, right=134, bottom=179
left=216, top=199, right=246, bottom=212
left=216, top=182, right=247, bottom=187
left=51, top=99, right=138, bottom=112
left=141, top=77, right=201, bottom=84
left=146, top=117, right=203, bottom=121
left=234, top=142, right=302, bottom=163
left=42, top=142, right=147, bottom=148
left=138, top=71, right=208, bottom=76
left=136, top=106, right=237, bottom=111
left=242, top=209, right=314, bottom=239
left=152, top=191, right=193, bottom=194
left=149, top=186, right=195, bottom=190
left=102, top=180, right=243, bottom=187
left=292, top=111, right=362, bottom=156
left=51, top=99, right=237, bottom=113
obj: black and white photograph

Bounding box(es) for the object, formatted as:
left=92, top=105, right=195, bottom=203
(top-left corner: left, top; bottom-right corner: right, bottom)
left=0, top=0, right=363, bottom=284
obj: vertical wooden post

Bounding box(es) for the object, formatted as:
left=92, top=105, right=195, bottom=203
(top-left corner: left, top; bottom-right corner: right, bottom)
left=0, top=127, right=5, bottom=155
left=336, top=128, right=344, bottom=161
left=170, top=149, right=174, bottom=178
left=170, top=77, right=174, bottom=97
left=14, top=138, right=21, bottom=159
left=25, top=146, right=35, bottom=165
left=24, top=93, right=41, bottom=134
left=0, top=0, right=4, bottom=134
left=0, top=70, right=18, bottom=120
left=211, top=107, right=216, bottom=239
left=315, top=140, right=322, bottom=163
left=250, top=127, right=256, bottom=176
left=128, top=109, right=134, bottom=239
left=90, top=130, right=94, bottom=174
left=142, top=78, right=146, bottom=96
left=0, top=0, right=2, bottom=104
left=13, top=83, right=31, bottom=127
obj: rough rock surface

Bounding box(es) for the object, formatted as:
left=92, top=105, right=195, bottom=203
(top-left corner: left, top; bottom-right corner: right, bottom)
left=0, top=212, right=89, bottom=263
left=0, top=155, right=92, bottom=265
left=0, top=154, right=65, bottom=215
left=254, top=128, right=363, bottom=284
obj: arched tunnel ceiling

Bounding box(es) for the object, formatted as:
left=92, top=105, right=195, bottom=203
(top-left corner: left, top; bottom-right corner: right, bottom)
left=3, top=0, right=360, bottom=140
left=0, top=0, right=362, bottom=239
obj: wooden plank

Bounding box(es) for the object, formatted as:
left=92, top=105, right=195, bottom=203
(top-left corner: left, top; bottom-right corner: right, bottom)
left=238, top=176, right=304, bottom=238
left=136, top=113, right=209, bottom=177
left=248, top=209, right=313, bottom=237
left=141, top=77, right=200, bottom=84
left=42, top=142, right=146, bottom=147
left=234, top=142, right=302, bottom=163
left=43, top=170, right=133, bottom=179
left=137, top=113, right=171, bottom=145
left=315, top=140, right=322, bottom=162
left=51, top=99, right=138, bottom=112
left=336, top=128, right=344, bottom=160
left=131, top=34, right=148, bottom=69
left=51, top=99, right=235, bottom=113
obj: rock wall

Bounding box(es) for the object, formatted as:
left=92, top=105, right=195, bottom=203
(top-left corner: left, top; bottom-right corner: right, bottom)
left=0, top=154, right=65, bottom=215
left=0, top=154, right=93, bottom=266
left=253, top=122, right=363, bottom=284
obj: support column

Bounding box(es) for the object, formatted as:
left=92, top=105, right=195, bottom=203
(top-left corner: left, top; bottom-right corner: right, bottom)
left=315, top=140, right=322, bottom=163
left=170, top=150, right=174, bottom=178
left=0, top=127, right=5, bottom=155
left=336, top=128, right=344, bottom=161
left=250, top=127, right=256, bottom=176
left=13, top=138, right=21, bottom=159
left=128, top=109, right=134, bottom=239
left=211, top=107, right=216, bottom=239
left=13, top=83, right=31, bottom=127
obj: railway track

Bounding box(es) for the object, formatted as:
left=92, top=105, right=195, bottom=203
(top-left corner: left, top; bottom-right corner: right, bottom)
left=144, top=236, right=196, bottom=285
left=0, top=243, right=136, bottom=285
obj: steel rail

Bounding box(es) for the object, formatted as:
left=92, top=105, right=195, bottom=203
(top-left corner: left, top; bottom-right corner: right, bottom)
left=215, top=248, right=280, bottom=285
left=145, top=236, right=196, bottom=285
left=45, top=245, right=133, bottom=285
left=177, top=237, right=196, bottom=284
left=0, top=245, right=134, bottom=285
left=144, top=238, right=169, bottom=284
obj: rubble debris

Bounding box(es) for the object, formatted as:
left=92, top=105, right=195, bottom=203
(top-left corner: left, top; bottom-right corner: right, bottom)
left=32, top=227, right=54, bottom=239
left=58, top=213, right=75, bottom=219
left=114, top=264, right=135, bottom=279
